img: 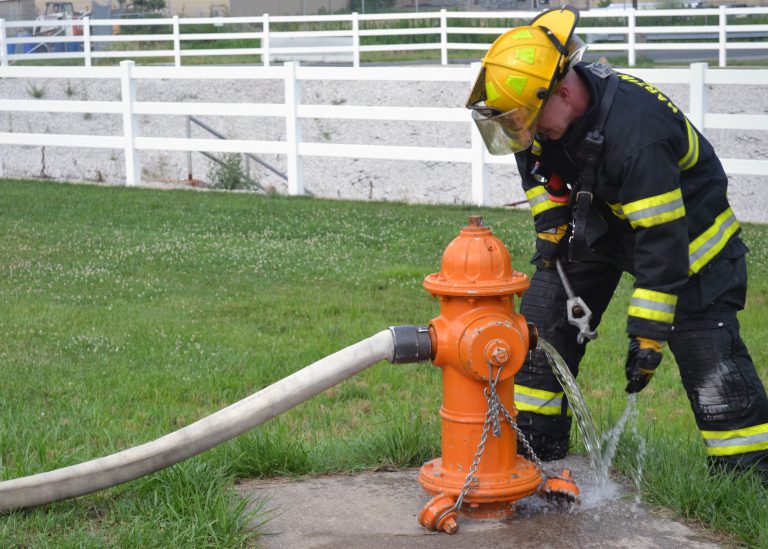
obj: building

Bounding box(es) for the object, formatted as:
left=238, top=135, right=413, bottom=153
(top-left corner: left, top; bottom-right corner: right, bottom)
left=1, top=0, right=36, bottom=20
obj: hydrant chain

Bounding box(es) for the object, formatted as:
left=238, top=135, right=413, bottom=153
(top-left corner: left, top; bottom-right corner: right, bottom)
left=443, top=362, right=506, bottom=524
left=499, top=400, right=544, bottom=472
left=486, top=362, right=504, bottom=437
left=452, top=399, right=493, bottom=511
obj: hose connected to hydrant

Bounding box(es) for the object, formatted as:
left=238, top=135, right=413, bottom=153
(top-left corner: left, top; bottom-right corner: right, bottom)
left=0, top=326, right=431, bottom=512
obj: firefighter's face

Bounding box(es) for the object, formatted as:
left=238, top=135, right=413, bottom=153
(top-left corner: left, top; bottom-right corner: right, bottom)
left=536, top=91, right=571, bottom=141
left=535, top=71, right=588, bottom=142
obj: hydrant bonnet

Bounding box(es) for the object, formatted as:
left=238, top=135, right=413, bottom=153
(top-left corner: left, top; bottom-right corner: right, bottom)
left=423, top=215, right=529, bottom=297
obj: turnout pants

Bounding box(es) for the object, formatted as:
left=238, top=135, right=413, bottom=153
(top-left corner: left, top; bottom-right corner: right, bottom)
left=516, top=245, right=768, bottom=475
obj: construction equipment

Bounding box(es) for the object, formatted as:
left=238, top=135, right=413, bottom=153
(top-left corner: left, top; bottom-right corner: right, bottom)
left=28, top=2, right=88, bottom=54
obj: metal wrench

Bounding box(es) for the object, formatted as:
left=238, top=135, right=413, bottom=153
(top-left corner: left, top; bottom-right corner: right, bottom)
left=555, top=258, right=598, bottom=345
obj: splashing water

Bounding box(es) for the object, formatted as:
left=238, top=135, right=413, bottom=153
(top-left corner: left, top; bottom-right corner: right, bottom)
left=539, top=339, right=608, bottom=491
left=601, top=393, right=638, bottom=472
left=538, top=339, right=648, bottom=506
left=600, top=393, right=647, bottom=504
left=628, top=404, right=647, bottom=506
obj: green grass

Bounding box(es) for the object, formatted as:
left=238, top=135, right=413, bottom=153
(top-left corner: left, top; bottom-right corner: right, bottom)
left=0, top=179, right=767, bottom=547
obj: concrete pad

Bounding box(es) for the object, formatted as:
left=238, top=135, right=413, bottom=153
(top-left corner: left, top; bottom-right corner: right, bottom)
left=235, top=456, right=726, bottom=549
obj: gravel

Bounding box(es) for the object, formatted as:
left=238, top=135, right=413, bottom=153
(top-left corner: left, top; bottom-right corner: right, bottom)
left=0, top=69, right=766, bottom=223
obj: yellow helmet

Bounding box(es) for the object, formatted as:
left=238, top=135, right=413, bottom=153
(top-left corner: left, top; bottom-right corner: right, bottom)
left=467, top=6, right=586, bottom=155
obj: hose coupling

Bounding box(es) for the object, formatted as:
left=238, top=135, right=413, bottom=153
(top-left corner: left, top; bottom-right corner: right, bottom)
left=389, top=325, right=432, bottom=364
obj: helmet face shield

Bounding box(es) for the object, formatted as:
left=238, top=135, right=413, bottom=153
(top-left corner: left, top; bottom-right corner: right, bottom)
left=470, top=105, right=539, bottom=155
left=466, top=67, right=541, bottom=154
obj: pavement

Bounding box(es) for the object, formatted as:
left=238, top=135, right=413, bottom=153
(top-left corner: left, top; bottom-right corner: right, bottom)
left=235, top=456, right=726, bottom=549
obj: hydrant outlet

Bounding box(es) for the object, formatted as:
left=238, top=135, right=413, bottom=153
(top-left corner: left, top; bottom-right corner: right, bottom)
left=527, top=321, right=538, bottom=352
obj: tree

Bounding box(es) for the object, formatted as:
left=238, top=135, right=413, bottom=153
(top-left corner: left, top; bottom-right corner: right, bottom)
left=117, top=0, right=167, bottom=12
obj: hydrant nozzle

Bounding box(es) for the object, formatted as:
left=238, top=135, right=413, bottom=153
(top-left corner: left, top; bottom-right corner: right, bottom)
left=418, top=216, right=546, bottom=531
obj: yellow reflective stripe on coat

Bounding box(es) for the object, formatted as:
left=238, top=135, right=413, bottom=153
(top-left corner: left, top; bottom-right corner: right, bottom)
left=701, top=422, right=768, bottom=456
left=678, top=117, right=700, bottom=171
left=628, top=288, right=677, bottom=324
left=608, top=202, right=627, bottom=220
left=525, top=185, right=567, bottom=217
left=531, top=138, right=542, bottom=157
left=622, top=188, right=686, bottom=229
left=515, top=384, right=571, bottom=416
left=689, top=207, right=740, bottom=274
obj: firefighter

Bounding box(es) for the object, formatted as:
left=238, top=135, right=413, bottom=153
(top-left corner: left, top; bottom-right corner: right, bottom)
left=466, top=5, right=768, bottom=481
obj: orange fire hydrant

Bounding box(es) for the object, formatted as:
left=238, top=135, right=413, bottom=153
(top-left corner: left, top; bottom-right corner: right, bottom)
left=417, top=215, right=578, bottom=534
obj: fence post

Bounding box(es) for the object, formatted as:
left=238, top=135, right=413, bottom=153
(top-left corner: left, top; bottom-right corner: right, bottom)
left=83, top=16, right=92, bottom=67
left=172, top=15, right=181, bottom=67
left=718, top=5, right=727, bottom=68
left=469, top=62, right=488, bottom=206
left=440, top=9, right=448, bottom=65
left=284, top=61, right=304, bottom=196
left=120, top=60, right=142, bottom=187
left=628, top=8, right=636, bottom=67
left=185, top=116, right=193, bottom=181
left=262, top=13, right=270, bottom=67
left=0, top=19, right=8, bottom=67
left=689, top=62, right=708, bottom=135
left=352, top=11, right=360, bottom=68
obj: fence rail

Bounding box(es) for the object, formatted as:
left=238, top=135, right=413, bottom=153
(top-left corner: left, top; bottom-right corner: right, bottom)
left=0, top=7, right=767, bottom=68
left=0, top=61, right=765, bottom=205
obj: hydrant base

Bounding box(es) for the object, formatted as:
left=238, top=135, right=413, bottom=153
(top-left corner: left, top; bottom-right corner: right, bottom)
left=418, top=457, right=541, bottom=506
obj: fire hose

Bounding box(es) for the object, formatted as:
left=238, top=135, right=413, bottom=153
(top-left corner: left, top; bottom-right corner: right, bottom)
left=0, top=326, right=431, bottom=512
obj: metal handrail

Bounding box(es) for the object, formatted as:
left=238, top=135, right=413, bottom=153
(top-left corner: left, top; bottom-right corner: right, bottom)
left=186, top=114, right=292, bottom=193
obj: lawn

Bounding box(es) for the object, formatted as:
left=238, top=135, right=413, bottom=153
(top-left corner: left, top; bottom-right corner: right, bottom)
left=0, top=179, right=766, bottom=547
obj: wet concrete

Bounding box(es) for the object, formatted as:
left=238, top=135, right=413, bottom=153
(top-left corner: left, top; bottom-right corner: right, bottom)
left=235, top=456, right=726, bottom=549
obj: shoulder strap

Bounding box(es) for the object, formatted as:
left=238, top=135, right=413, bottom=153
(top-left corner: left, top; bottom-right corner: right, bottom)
left=569, top=72, right=619, bottom=263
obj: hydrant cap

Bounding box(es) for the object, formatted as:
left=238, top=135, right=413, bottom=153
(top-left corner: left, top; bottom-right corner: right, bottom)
left=424, top=216, right=529, bottom=297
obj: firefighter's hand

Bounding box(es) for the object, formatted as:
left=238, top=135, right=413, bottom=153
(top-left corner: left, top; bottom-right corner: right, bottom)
left=625, top=336, right=664, bottom=394
left=536, top=224, right=569, bottom=269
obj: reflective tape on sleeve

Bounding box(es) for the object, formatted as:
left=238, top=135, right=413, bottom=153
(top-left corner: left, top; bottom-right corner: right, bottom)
left=525, top=185, right=568, bottom=217
left=628, top=288, right=677, bottom=324
left=531, top=139, right=542, bottom=157
left=689, top=207, right=740, bottom=274
left=608, top=202, right=627, bottom=220
left=701, top=422, right=768, bottom=457
left=622, top=188, right=686, bottom=229
left=514, top=384, right=571, bottom=416
left=678, top=117, right=700, bottom=172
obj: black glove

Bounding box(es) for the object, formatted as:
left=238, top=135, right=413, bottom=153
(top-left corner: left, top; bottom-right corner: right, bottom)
left=536, top=224, right=569, bottom=269
left=625, top=336, right=664, bottom=394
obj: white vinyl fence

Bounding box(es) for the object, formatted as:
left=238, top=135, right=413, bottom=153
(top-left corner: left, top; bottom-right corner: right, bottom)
left=0, top=7, right=767, bottom=68
left=0, top=61, right=765, bottom=206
